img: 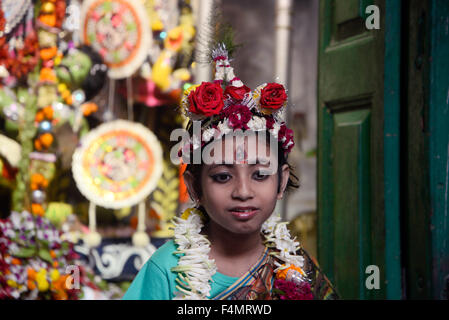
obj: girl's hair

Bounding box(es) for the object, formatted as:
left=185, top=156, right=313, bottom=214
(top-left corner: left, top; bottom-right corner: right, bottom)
left=184, top=133, right=300, bottom=201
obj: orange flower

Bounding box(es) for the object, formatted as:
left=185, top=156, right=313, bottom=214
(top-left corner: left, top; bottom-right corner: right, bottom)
left=53, top=261, right=59, bottom=268
left=40, top=47, right=57, bottom=61
left=11, top=258, right=21, bottom=265
left=276, top=264, right=305, bottom=280
left=51, top=275, right=69, bottom=300
left=60, top=89, right=70, bottom=99
left=27, top=268, right=37, bottom=280
left=50, top=250, right=57, bottom=259
left=35, top=106, right=54, bottom=122
left=39, top=67, right=56, bottom=82
left=82, top=102, right=98, bottom=116
left=39, top=133, right=54, bottom=148
left=38, top=14, right=56, bottom=27
left=31, top=203, right=45, bottom=216
left=35, top=111, right=45, bottom=122
left=42, top=106, right=54, bottom=120
left=27, top=279, right=37, bottom=290
left=64, top=95, right=73, bottom=105
left=30, top=173, right=48, bottom=189
left=34, top=139, right=43, bottom=151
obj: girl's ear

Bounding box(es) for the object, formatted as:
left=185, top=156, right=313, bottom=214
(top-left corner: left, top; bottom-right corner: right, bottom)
left=183, top=170, right=199, bottom=203
left=277, top=164, right=290, bottom=200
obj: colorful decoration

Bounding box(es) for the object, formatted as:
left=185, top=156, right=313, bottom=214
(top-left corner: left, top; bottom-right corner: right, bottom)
left=72, top=120, right=163, bottom=247
left=72, top=120, right=163, bottom=209
left=0, top=1, right=38, bottom=82
left=0, top=211, right=82, bottom=299
left=131, top=0, right=195, bottom=106
left=178, top=43, right=295, bottom=159
left=80, top=0, right=151, bottom=79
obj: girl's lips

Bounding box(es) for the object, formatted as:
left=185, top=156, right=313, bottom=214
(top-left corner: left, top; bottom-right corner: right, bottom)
left=229, top=207, right=259, bottom=220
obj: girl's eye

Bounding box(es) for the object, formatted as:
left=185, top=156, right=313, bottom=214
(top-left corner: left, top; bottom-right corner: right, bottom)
left=253, top=170, right=270, bottom=181
left=210, top=173, right=231, bottom=183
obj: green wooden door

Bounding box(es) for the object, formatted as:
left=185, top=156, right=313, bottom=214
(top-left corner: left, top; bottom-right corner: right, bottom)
left=403, top=0, right=449, bottom=300
left=317, top=0, right=392, bottom=299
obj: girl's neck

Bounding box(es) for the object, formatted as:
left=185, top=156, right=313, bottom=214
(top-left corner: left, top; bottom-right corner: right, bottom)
left=203, top=221, right=264, bottom=258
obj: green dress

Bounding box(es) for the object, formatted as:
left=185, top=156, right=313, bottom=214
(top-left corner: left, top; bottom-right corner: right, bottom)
left=123, top=239, right=339, bottom=300
left=122, top=240, right=239, bottom=300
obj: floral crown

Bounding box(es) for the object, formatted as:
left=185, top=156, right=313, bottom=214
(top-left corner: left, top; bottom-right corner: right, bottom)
left=179, top=43, right=294, bottom=158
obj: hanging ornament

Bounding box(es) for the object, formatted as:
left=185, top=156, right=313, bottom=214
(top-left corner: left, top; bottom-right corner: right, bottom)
left=72, top=120, right=163, bottom=247
left=72, top=120, right=163, bottom=208
left=80, top=0, right=151, bottom=79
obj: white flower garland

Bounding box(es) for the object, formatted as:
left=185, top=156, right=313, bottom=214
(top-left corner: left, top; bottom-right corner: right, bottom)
left=171, top=208, right=305, bottom=300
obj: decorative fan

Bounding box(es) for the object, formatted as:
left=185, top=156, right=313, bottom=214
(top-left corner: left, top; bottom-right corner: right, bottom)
left=80, top=0, right=151, bottom=79
left=72, top=120, right=163, bottom=247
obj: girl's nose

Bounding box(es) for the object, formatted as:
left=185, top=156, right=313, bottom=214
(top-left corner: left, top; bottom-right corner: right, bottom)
left=231, top=176, right=254, bottom=200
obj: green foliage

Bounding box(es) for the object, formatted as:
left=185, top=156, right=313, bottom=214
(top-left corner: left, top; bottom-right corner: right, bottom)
left=12, top=87, right=38, bottom=212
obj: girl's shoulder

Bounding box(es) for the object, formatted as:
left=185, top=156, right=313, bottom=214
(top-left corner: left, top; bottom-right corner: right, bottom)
left=149, top=239, right=179, bottom=270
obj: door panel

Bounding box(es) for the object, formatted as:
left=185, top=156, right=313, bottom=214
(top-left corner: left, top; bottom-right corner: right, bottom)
left=318, top=0, right=386, bottom=299
left=333, top=109, right=372, bottom=299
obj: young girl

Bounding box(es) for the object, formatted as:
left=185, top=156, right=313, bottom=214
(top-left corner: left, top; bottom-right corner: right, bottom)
left=123, top=43, right=338, bottom=300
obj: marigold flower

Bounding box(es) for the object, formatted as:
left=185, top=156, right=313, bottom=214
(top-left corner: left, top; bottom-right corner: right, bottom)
left=40, top=46, right=58, bottom=61
left=39, top=132, right=54, bottom=148
left=39, top=67, right=56, bottom=82
left=38, top=14, right=56, bottom=27
left=32, top=203, right=45, bottom=216
left=27, top=279, right=37, bottom=290
left=276, top=264, right=305, bottom=280
left=42, top=106, right=54, bottom=120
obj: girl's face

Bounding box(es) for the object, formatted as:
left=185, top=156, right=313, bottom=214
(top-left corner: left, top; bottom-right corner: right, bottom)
left=185, top=134, right=290, bottom=236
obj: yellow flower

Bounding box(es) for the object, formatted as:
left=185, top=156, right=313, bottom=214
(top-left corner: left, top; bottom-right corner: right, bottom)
left=180, top=208, right=194, bottom=220
left=37, top=278, right=49, bottom=292
left=181, top=207, right=205, bottom=220
left=57, top=83, right=68, bottom=92
left=36, top=269, right=49, bottom=292
left=50, top=269, right=60, bottom=282
left=6, top=279, right=18, bottom=288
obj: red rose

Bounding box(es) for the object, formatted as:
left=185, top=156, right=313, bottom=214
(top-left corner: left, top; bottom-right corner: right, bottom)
left=266, top=117, right=275, bottom=130
left=224, top=85, right=251, bottom=102
left=223, top=104, right=253, bottom=130
left=260, top=83, right=287, bottom=111
left=279, top=124, right=295, bottom=153
left=188, top=82, right=224, bottom=117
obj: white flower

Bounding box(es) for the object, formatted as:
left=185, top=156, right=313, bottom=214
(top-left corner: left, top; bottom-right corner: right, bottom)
left=274, top=238, right=297, bottom=253
left=10, top=211, right=22, bottom=229
left=274, top=223, right=291, bottom=240
left=273, top=107, right=287, bottom=123
left=262, top=214, right=281, bottom=234
left=247, top=116, right=267, bottom=131
left=202, top=128, right=216, bottom=143
left=286, top=254, right=305, bottom=267
left=269, top=123, right=281, bottom=139
left=9, top=243, right=19, bottom=254
left=172, top=209, right=217, bottom=299
left=172, top=208, right=307, bottom=300
left=217, top=120, right=232, bottom=136
left=191, top=134, right=201, bottom=150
